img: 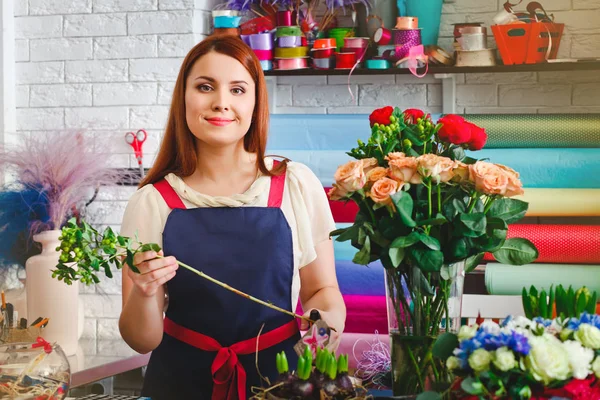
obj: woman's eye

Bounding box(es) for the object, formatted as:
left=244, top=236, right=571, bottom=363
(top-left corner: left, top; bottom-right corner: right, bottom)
left=197, top=84, right=212, bottom=92
left=231, top=87, right=245, bottom=95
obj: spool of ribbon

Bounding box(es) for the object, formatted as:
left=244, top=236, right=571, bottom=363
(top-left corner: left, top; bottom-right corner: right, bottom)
left=394, top=44, right=428, bottom=78
left=253, top=49, right=273, bottom=61
left=278, top=36, right=302, bottom=48
left=312, top=38, right=337, bottom=49
left=341, top=47, right=367, bottom=63
left=213, top=15, right=242, bottom=29
left=240, top=34, right=251, bottom=46
left=344, top=37, right=369, bottom=49
left=365, top=59, right=390, bottom=69
left=392, top=29, right=422, bottom=46
left=374, top=27, right=392, bottom=45
left=274, top=46, right=308, bottom=58
left=249, top=32, right=273, bottom=50
left=425, top=45, right=454, bottom=65
left=276, top=26, right=302, bottom=38
left=212, top=9, right=239, bottom=17
left=213, top=28, right=240, bottom=36
left=312, top=57, right=332, bottom=70
left=335, top=52, right=356, bottom=69
left=276, top=57, right=308, bottom=70
left=276, top=10, right=293, bottom=26
left=455, top=48, right=496, bottom=67
left=312, top=48, right=334, bottom=59
left=457, top=33, right=487, bottom=51
left=377, top=44, right=396, bottom=58
left=259, top=60, right=272, bottom=71
left=395, top=16, right=418, bottom=30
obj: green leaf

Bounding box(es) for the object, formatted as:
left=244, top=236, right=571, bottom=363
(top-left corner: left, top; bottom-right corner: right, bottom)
left=522, top=287, right=533, bottom=319
left=126, top=249, right=138, bottom=274
left=539, top=290, right=548, bottom=319
left=140, top=243, right=162, bottom=253
left=448, top=145, right=465, bottom=161
left=104, top=263, right=113, bottom=279
left=408, top=247, right=444, bottom=272
left=352, top=236, right=371, bottom=265
left=102, top=246, right=117, bottom=255
left=91, top=258, right=100, bottom=272
left=416, top=392, right=442, bottom=400
left=329, top=227, right=350, bottom=237
left=432, top=332, right=459, bottom=361
left=389, top=247, right=405, bottom=268
left=417, top=213, right=448, bottom=226
left=357, top=227, right=366, bottom=246
left=576, top=292, right=587, bottom=317
left=548, top=285, right=556, bottom=319
left=488, top=198, right=529, bottom=224
left=117, top=236, right=126, bottom=246
left=414, top=268, right=435, bottom=295
left=450, top=238, right=469, bottom=259
left=440, top=263, right=458, bottom=280
left=587, top=291, right=597, bottom=314
left=416, top=233, right=441, bottom=251
left=459, top=212, right=487, bottom=236
left=391, top=191, right=416, bottom=228
left=443, top=198, right=467, bottom=221
left=492, top=238, right=539, bottom=265
left=390, top=232, right=421, bottom=248
left=465, top=253, right=485, bottom=273
left=461, top=377, right=483, bottom=395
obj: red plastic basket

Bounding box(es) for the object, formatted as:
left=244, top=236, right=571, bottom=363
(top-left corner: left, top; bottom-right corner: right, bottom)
left=491, top=22, right=564, bottom=65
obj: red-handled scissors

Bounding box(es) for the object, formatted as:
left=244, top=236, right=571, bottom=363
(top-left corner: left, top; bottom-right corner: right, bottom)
left=125, top=129, right=147, bottom=178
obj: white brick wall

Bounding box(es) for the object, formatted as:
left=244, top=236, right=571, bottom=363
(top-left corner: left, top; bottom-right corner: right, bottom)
left=13, top=0, right=600, bottom=345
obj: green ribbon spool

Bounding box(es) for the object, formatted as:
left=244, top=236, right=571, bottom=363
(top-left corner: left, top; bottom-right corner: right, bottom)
left=275, top=26, right=302, bottom=37
left=365, top=59, right=390, bottom=69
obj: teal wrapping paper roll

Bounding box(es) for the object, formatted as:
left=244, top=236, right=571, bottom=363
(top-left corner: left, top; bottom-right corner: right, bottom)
left=461, top=114, right=600, bottom=148
left=485, top=263, right=600, bottom=295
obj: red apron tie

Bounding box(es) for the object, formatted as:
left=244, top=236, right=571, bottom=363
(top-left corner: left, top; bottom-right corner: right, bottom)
left=164, top=317, right=298, bottom=400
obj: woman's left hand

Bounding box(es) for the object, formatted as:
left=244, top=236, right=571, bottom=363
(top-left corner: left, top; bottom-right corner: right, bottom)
left=300, top=308, right=345, bottom=352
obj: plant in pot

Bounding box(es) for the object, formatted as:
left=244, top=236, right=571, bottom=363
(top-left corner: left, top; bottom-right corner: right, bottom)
left=0, top=132, right=120, bottom=355
left=327, top=107, right=539, bottom=397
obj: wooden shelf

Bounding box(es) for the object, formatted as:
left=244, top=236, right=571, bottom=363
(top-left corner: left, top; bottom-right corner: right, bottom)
left=263, top=60, right=600, bottom=76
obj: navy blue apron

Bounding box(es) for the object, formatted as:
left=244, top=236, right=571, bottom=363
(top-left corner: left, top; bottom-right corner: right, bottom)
left=141, top=162, right=300, bottom=399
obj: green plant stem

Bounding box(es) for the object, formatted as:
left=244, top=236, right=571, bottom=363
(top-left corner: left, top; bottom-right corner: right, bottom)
left=427, top=183, right=432, bottom=219
left=406, top=345, right=426, bottom=390
left=467, top=191, right=479, bottom=213
left=483, top=196, right=495, bottom=214
left=437, top=184, right=441, bottom=214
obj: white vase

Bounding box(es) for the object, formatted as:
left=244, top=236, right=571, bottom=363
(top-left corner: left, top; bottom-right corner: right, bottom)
left=25, top=230, right=79, bottom=356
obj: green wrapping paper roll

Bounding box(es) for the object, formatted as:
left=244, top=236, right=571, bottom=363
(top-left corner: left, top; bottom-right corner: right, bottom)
left=460, top=114, right=600, bottom=148
left=485, top=263, right=600, bottom=295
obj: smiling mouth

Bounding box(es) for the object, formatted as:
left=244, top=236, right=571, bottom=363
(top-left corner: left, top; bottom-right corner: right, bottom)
left=205, top=118, right=234, bottom=126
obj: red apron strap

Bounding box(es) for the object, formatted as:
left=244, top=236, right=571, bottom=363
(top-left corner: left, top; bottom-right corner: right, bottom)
left=154, top=179, right=186, bottom=210
left=267, top=160, right=286, bottom=208
left=164, top=317, right=298, bottom=400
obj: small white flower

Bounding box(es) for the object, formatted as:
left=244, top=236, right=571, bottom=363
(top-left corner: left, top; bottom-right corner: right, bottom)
left=446, top=356, right=461, bottom=371
left=480, top=320, right=501, bottom=335
left=575, top=323, right=600, bottom=349
left=493, top=346, right=517, bottom=372
left=458, top=324, right=478, bottom=341
left=563, top=340, right=594, bottom=379
left=468, top=348, right=492, bottom=373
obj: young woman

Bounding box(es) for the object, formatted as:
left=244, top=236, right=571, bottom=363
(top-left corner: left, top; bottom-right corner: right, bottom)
left=118, top=34, right=346, bottom=399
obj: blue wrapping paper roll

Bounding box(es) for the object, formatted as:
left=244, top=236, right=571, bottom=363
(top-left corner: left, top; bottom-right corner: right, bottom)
left=266, top=148, right=600, bottom=188
left=335, top=259, right=385, bottom=296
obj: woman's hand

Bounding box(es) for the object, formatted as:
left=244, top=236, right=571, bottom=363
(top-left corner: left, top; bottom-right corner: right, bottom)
left=300, top=308, right=345, bottom=352
left=127, top=250, right=179, bottom=297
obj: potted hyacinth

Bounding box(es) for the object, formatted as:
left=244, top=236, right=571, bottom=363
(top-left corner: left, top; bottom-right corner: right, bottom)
left=328, top=107, right=539, bottom=397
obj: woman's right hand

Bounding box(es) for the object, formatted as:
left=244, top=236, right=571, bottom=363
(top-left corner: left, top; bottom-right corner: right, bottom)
left=127, top=250, right=179, bottom=297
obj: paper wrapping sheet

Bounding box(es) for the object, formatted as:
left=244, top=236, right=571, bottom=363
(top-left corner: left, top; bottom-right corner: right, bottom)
left=483, top=224, right=600, bottom=264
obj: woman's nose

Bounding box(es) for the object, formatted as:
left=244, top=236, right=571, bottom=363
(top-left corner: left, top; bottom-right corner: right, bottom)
left=212, top=90, right=230, bottom=112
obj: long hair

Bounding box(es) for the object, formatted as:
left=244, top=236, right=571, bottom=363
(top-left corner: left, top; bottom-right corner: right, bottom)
left=139, top=34, right=284, bottom=188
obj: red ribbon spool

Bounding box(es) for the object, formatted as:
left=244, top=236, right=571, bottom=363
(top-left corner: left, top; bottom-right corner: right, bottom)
left=335, top=52, right=356, bottom=69
left=312, top=48, right=334, bottom=59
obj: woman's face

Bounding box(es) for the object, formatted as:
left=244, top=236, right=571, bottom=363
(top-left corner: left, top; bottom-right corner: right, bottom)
left=185, top=51, right=256, bottom=148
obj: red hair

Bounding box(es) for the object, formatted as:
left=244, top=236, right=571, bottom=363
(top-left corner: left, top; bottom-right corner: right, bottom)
left=139, top=34, right=284, bottom=188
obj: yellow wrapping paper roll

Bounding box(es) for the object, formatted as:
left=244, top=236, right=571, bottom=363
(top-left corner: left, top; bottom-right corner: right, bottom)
left=517, top=189, right=600, bottom=216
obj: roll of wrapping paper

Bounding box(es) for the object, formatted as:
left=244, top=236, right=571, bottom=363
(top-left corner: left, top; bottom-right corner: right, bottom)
left=274, top=46, right=308, bottom=58
left=485, top=263, right=600, bottom=296
left=515, top=189, right=600, bottom=216
left=460, top=114, right=600, bottom=148
left=482, top=225, right=600, bottom=264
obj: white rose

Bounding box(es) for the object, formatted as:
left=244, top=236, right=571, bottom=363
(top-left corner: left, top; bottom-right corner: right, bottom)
left=458, top=324, right=478, bottom=341
left=468, top=348, right=492, bottom=373
left=446, top=356, right=461, bottom=371
left=563, top=340, right=594, bottom=380
left=592, top=357, right=600, bottom=378
left=493, top=347, right=517, bottom=372
left=575, top=323, right=600, bottom=349
left=524, top=334, right=570, bottom=384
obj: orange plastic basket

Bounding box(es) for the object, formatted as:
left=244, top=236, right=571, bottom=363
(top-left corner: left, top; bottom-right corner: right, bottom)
left=492, top=22, right=564, bottom=65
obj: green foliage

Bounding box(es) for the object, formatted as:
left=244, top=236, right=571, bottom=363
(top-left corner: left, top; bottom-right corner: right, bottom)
left=522, top=284, right=597, bottom=319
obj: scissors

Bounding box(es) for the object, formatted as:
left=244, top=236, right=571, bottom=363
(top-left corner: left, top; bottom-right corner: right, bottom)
left=125, top=129, right=147, bottom=179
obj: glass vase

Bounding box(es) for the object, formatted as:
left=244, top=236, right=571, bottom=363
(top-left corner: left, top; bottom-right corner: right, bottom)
left=384, top=260, right=466, bottom=396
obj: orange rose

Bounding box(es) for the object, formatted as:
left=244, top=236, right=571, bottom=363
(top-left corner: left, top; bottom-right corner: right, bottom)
left=369, top=177, right=400, bottom=205
left=385, top=152, right=406, bottom=161
left=389, top=157, right=421, bottom=184
left=361, top=157, right=379, bottom=174
left=328, top=185, right=347, bottom=201
left=453, top=161, right=470, bottom=183
left=416, top=154, right=455, bottom=184
left=367, top=167, right=388, bottom=182
left=334, top=160, right=366, bottom=192
left=496, top=164, right=525, bottom=197
left=468, top=161, right=509, bottom=195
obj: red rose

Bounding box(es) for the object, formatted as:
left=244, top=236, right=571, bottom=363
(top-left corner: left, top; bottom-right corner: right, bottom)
left=438, top=114, right=470, bottom=145
left=369, top=106, right=394, bottom=127
left=466, top=122, right=487, bottom=150
left=403, top=108, right=425, bottom=124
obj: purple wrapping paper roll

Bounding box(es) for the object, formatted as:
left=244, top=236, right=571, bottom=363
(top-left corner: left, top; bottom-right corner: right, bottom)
left=249, top=32, right=273, bottom=50
left=277, top=36, right=302, bottom=48
left=392, top=29, right=422, bottom=60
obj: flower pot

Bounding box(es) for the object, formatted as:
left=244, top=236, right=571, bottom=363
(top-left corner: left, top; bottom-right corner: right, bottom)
left=25, top=230, right=79, bottom=356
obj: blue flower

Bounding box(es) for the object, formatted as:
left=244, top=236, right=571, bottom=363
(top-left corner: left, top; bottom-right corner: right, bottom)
left=533, top=317, right=552, bottom=327
left=507, top=332, right=530, bottom=355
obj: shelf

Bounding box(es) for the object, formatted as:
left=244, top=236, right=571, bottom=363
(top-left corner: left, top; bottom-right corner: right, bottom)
left=263, top=60, right=600, bottom=76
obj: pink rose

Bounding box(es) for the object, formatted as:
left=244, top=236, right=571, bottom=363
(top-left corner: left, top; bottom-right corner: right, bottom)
left=468, top=161, right=509, bottom=195
left=334, top=160, right=366, bottom=192
left=361, top=157, right=379, bottom=174
left=416, top=154, right=455, bottom=184
left=496, top=164, right=525, bottom=197
left=369, top=177, right=400, bottom=205
left=452, top=161, right=470, bottom=183
left=385, top=152, right=407, bottom=161
left=327, top=185, right=346, bottom=201
left=388, top=156, right=422, bottom=184
left=367, top=166, right=389, bottom=182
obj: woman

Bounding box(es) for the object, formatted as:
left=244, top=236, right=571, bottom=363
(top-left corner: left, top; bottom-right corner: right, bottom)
left=118, top=34, right=346, bottom=399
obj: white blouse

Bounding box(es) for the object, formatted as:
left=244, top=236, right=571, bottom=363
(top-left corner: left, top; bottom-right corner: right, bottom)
left=119, top=157, right=337, bottom=309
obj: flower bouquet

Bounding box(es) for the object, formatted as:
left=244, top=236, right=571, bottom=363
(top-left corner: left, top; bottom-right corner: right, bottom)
left=328, top=107, right=539, bottom=395
left=432, top=287, right=600, bottom=400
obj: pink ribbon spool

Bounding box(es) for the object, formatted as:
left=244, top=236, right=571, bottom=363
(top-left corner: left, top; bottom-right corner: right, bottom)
left=392, top=29, right=422, bottom=46
left=344, top=37, right=369, bottom=49
left=253, top=49, right=273, bottom=61
left=374, top=27, right=392, bottom=45
left=276, top=10, right=294, bottom=26
left=312, top=48, right=334, bottom=59
left=335, top=52, right=356, bottom=69
left=276, top=57, right=308, bottom=70
left=395, top=16, right=418, bottom=30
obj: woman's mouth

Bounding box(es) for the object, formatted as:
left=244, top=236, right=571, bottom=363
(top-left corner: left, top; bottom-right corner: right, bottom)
left=205, top=117, right=234, bottom=127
